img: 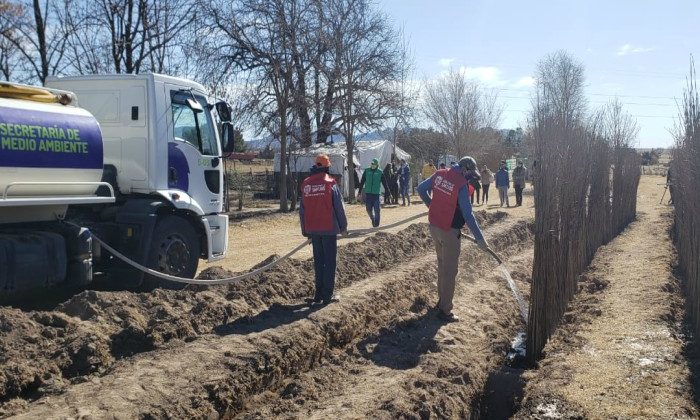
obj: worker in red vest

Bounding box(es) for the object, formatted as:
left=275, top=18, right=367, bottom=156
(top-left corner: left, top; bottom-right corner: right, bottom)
left=417, top=156, right=489, bottom=322
left=299, top=154, right=348, bottom=305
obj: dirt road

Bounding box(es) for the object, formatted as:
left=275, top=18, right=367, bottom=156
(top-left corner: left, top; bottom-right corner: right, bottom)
left=516, top=176, right=699, bottom=418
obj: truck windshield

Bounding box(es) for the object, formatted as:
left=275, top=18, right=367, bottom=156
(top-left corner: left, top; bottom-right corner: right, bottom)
left=171, top=91, right=219, bottom=156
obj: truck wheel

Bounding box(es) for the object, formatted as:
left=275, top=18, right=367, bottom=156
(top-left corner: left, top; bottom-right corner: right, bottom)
left=144, top=215, right=200, bottom=290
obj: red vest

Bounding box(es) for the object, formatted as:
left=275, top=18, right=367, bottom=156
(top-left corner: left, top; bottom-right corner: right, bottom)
left=301, top=172, right=336, bottom=233
left=428, top=168, right=467, bottom=231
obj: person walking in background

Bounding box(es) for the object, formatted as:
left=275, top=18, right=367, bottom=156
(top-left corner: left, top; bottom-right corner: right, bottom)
left=382, top=163, right=394, bottom=205
left=481, top=165, right=494, bottom=204
left=470, top=176, right=482, bottom=205
left=512, top=160, right=527, bottom=207
left=398, top=159, right=411, bottom=206
left=390, top=162, right=399, bottom=204
left=496, top=160, right=510, bottom=207
left=421, top=161, right=437, bottom=181
left=358, top=158, right=388, bottom=227
left=417, top=156, right=489, bottom=322
left=300, top=154, right=348, bottom=305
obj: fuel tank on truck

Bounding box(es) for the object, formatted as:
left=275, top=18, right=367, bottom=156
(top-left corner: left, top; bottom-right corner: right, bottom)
left=0, top=89, right=105, bottom=223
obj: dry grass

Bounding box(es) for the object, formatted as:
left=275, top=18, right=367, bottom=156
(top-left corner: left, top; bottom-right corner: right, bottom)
left=226, top=159, right=274, bottom=174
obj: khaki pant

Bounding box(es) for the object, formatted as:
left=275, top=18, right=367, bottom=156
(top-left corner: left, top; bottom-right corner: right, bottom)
left=429, top=224, right=461, bottom=314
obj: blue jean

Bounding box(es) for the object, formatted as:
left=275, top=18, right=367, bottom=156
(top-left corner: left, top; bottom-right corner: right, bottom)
left=400, top=181, right=409, bottom=200
left=311, top=235, right=337, bottom=301
left=365, top=193, right=381, bottom=227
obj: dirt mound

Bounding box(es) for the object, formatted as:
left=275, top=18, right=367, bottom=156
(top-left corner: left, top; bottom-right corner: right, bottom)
left=0, top=211, right=503, bottom=414
left=8, top=218, right=532, bottom=419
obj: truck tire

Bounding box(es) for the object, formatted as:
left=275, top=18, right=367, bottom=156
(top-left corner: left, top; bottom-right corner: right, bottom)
left=143, top=215, right=200, bottom=290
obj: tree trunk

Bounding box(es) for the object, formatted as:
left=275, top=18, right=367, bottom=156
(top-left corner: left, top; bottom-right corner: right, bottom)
left=294, top=58, right=312, bottom=148
left=346, top=128, right=355, bottom=201
left=279, top=111, right=289, bottom=212
left=32, top=0, right=48, bottom=84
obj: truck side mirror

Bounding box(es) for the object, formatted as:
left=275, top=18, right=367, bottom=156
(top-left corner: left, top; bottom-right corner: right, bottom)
left=221, top=122, right=236, bottom=154
left=215, top=101, right=232, bottom=122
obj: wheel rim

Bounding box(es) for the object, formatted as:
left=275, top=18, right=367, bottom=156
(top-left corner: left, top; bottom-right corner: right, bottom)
left=157, top=234, right=191, bottom=275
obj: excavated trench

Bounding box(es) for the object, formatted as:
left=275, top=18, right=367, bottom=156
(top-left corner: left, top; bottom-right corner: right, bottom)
left=0, top=211, right=507, bottom=417
left=232, top=221, right=536, bottom=420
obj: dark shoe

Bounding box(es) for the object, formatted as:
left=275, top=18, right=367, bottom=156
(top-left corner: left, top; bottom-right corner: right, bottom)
left=306, top=297, right=323, bottom=306
left=322, top=296, right=339, bottom=305
left=437, top=311, right=460, bottom=322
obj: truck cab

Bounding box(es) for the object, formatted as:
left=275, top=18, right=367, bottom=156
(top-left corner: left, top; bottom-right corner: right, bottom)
left=45, top=74, right=234, bottom=284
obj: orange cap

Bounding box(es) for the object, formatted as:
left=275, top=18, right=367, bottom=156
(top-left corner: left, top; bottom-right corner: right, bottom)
left=315, top=153, right=331, bottom=168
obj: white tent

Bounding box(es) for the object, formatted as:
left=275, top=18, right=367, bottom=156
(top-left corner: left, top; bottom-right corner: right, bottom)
left=354, top=140, right=410, bottom=170
left=273, top=143, right=361, bottom=197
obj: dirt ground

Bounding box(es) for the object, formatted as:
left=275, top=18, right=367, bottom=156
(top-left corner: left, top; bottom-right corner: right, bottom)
left=10, top=178, right=697, bottom=419
left=516, top=175, right=699, bottom=419
left=0, top=180, right=534, bottom=419
left=0, top=216, right=533, bottom=419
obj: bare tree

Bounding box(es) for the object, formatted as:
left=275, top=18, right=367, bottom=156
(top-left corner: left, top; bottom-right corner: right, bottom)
left=602, top=97, right=639, bottom=149
left=67, top=0, right=196, bottom=75
left=334, top=2, right=407, bottom=200
left=672, top=56, right=700, bottom=337
left=602, top=98, right=640, bottom=231
left=387, top=32, right=417, bottom=156
left=57, top=0, right=111, bottom=75
left=527, top=50, right=589, bottom=363
left=0, top=1, right=23, bottom=80
left=0, top=0, right=71, bottom=84
left=423, top=68, right=502, bottom=158
left=203, top=0, right=310, bottom=212
left=526, top=50, right=640, bottom=363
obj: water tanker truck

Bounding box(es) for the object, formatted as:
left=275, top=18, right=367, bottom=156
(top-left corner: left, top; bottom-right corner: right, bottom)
left=0, top=74, right=236, bottom=299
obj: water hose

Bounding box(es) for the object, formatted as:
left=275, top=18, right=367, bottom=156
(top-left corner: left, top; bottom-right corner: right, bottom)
left=64, top=212, right=429, bottom=286
left=0, top=82, right=76, bottom=105
left=462, top=233, right=503, bottom=264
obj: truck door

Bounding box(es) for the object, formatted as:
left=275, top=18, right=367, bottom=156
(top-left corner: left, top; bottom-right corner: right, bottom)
left=166, top=89, right=223, bottom=215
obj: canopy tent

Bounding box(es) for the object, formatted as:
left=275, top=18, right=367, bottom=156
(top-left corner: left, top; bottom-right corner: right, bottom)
left=353, top=140, right=410, bottom=170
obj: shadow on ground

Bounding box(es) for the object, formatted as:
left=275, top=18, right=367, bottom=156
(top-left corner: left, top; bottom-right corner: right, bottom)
left=356, top=309, right=444, bottom=370
left=214, top=302, right=321, bottom=336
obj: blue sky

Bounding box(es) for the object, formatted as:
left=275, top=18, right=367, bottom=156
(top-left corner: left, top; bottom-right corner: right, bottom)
left=378, top=0, right=699, bottom=148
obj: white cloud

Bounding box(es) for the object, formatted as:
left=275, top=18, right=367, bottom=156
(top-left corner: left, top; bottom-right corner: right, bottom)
left=458, top=66, right=505, bottom=85
left=616, top=44, right=655, bottom=56
left=438, top=57, right=455, bottom=67
left=429, top=67, right=535, bottom=91
left=514, top=76, right=535, bottom=88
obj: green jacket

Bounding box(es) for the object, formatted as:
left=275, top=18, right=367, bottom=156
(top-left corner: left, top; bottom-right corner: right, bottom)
left=359, top=167, right=385, bottom=195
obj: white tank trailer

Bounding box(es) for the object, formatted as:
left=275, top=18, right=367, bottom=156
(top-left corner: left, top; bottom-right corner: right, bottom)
left=0, top=75, right=236, bottom=300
